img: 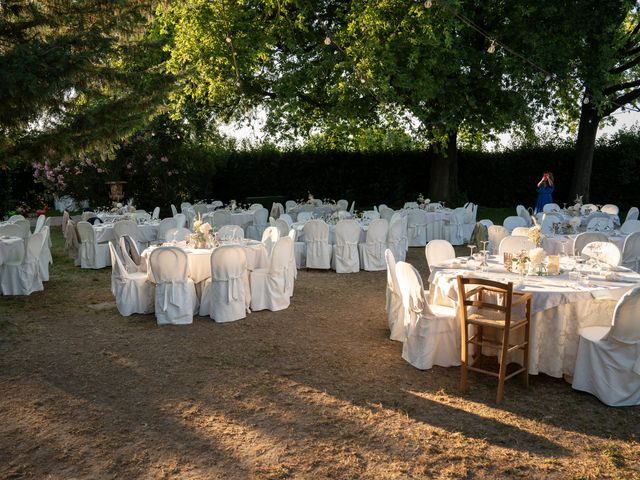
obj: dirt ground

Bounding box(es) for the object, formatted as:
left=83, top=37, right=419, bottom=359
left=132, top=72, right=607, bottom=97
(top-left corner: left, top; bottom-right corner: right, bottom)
left=0, top=229, right=638, bottom=479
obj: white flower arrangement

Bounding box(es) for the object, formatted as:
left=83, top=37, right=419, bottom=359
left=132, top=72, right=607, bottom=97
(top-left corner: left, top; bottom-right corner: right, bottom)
left=528, top=247, right=546, bottom=266
left=568, top=216, right=581, bottom=231
left=528, top=224, right=542, bottom=247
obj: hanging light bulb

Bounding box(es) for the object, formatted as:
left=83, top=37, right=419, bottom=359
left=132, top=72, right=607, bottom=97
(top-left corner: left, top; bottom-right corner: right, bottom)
left=225, top=36, right=232, bottom=44
left=424, top=0, right=433, bottom=8
left=324, top=36, right=331, bottom=45
left=583, top=96, right=590, bottom=105
left=487, top=39, right=496, bottom=54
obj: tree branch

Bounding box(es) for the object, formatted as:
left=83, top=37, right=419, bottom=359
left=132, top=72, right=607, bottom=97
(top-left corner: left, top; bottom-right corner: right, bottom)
left=603, top=78, right=640, bottom=95
left=610, top=54, right=640, bottom=74
left=604, top=87, right=640, bottom=116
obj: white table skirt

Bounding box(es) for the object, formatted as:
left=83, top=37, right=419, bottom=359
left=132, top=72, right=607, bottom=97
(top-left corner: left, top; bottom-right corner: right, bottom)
left=428, top=258, right=640, bottom=377
left=141, top=241, right=268, bottom=284
left=0, top=236, right=25, bottom=266
left=292, top=222, right=368, bottom=244
left=542, top=234, right=626, bottom=255
left=93, top=223, right=159, bottom=244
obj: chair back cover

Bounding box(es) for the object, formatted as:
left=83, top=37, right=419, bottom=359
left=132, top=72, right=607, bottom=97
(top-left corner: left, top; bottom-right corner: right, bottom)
left=275, top=218, right=290, bottom=237
left=334, top=219, right=361, bottom=273
left=511, top=226, right=530, bottom=237
left=479, top=219, right=493, bottom=227
left=165, top=227, right=191, bottom=242
left=218, top=225, right=244, bottom=241
left=581, top=241, right=621, bottom=266
left=621, top=231, right=640, bottom=272
left=193, top=204, right=208, bottom=217
left=25, top=231, right=45, bottom=264
left=253, top=208, right=269, bottom=227
left=570, top=231, right=604, bottom=255
left=621, top=219, right=640, bottom=234
left=119, top=236, right=141, bottom=273
left=601, top=204, right=619, bottom=215
left=363, top=210, right=380, bottom=221
left=380, top=207, right=395, bottom=223
left=207, top=245, right=249, bottom=321
left=34, top=215, right=46, bottom=234
left=180, top=202, right=192, bottom=213
left=387, top=215, right=408, bottom=262
left=170, top=204, right=178, bottom=217
left=278, top=213, right=293, bottom=226
left=581, top=203, right=598, bottom=215
left=364, top=218, right=389, bottom=254
left=516, top=205, right=531, bottom=226
left=81, top=211, right=96, bottom=222
left=498, top=235, right=536, bottom=255
left=303, top=220, right=331, bottom=269
left=608, top=286, right=640, bottom=344
left=404, top=202, right=419, bottom=209
left=0, top=223, right=27, bottom=239
left=152, top=206, right=160, bottom=220
left=543, top=203, right=561, bottom=213
left=157, top=217, right=178, bottom=242
left=297, top=211, right=313, bottom=222
left=285, top=200, right=297, bottom=212
left=261, top=226, right=280, bottom=255
left=149, top=247, right=188, bottom=283
left=337, top=199, right=349, bottom=211
left=487, top=225, right=508, bottom=254
left=587, top=216, right=614, bottom=232
left=625, top=207, right=639, bottom=222
left=425, top=240, right=455, bottom=268
left=149, top=246, right=195, bottom=324
left=249, top=203, right=263, bottom=210
left=212, top=210, right=229, bottom=228
left=502, top=216, right=527, bottom=233
left=114, top=220, right=140, bottom=243
left=270, top=202, right=284, bottom=219
left=468, top=222, right=489, bottom=250
left=173, top=213, right=187, bottom=229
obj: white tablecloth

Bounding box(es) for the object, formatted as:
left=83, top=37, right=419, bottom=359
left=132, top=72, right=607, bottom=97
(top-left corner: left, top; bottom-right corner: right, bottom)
left=141, top=241, right=268, bottom=284
left=292, top=222, right=368, bottom=244
left=428, top=257, right=640, bottom=377
left=0, top=236, right=25, bottom=266
left=93, top=223, right=159, bottom=244
left=542, top=233, right=626, bottom=255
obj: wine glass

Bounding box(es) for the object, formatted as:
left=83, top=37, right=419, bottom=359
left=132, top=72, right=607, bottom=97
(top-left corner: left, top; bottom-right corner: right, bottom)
left=467, top=244, right=476, bottom=260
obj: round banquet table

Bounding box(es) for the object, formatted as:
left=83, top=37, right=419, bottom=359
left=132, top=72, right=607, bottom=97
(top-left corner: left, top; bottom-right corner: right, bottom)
left=542, top=233, right=626, bottom=255
left=292, top=221, right=368, bottom=244
left=428, top=256, right=640, bottom=378
left=0, top=236, right=25, bottom=266
left=141, top=240, right=268, bottom=284
left=93, top=222, right=159, bottom=244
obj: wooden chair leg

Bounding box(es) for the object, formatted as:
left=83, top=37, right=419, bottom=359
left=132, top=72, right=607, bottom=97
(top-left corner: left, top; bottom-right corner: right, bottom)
left=496, top=327, right=510, bottom=404
left=460, top=318, right=468, bottom=393
left=521, top=302, right=532, bottom=388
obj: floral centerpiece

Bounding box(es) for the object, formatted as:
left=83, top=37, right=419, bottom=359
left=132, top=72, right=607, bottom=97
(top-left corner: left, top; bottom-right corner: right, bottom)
left=528, top=247, right=546, bottom=275
left=512, top=250, right=530, bottom=276
left=574, top=195, right=583, bottom=207
left=227, top=199, right=237, bottom=211
left=528, top=223, right=543, bottom=247
left=190, top=215, right=213, bottom=248
left=307, top=192, right=315, bottom=204
left=417, top=193, right=431, bottom=208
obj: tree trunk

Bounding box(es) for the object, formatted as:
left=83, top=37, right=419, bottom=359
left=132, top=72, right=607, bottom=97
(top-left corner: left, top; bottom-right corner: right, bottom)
left=429, top=130, right=458, bottom=203
left=569, top=101, right=600, bottom=202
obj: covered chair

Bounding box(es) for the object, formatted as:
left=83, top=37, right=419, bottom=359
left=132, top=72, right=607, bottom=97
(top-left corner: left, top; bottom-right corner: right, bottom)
left=358, top=218, right=389, bottom=271
left=108, top=242, right=154, bottom=316
left=398, top=262, right=460, bottom=370
left=261, top=226, right=280, bottom=256
left=148, top=247, right=198, bottom=325
left=542, top=203, right=561, bottom=213
left=76, top=221, right=111, bottom=269
left=516, top=205, right=532, bottom=227
left=387, top=215, right=408, bottom=262
left=274, top=218, right=290, bottom=238
left=407, top=209, right=428, bottom=247
left=165, top=227, right=191, bottom=242
left=270, top=202, right=284, bottom=220
left=0, top=231, right=46, bottom=295
left=34, top=214, right=46, bottom=234
left=170, top=204, right=178, bottom=217
left=0, top=223, right=28, bottom=243
left=152, top=206, right=160, bottom=220
left=199, top=245, right=250, bottom=322
left=285, top=200, right=297, bottom=212
left=498, top=235, right=536, bottom=255
left=620, top=219, right=640, bottom=234
left=541, top=215, right=561, bottom=234
left=297, top=211, right=314, bottom=223
left=250, top=237, right=293, bottom=311
left=443, top=207, right=467, bottom=245
left=279, top=213, right=293, bottom=226
left=38, top=226, right=53, bottom=282
left=337, top=199, right=349, bottom=211
left=332, top=219, right=361, bottom=273
left=488, top=225, right=509, bottom=254
left=572, top=286, right=640, bottom=406
left=157, top=217, right=178, bottom=243
left=246, top=207, right=269, bottom=240
left=621, top=232, right=640, bottom=272
left=502, top=216, right=527, bottom=234
left=425, top=240, right=455, bottom=271
left=587, top=216, right=614, bottom=232
left=212, top=210, right=229, bottom=229
left=173, top=213, right=187, bottom=229
left=218, top=225, right=244, bottom=241
left=385, top=250, right=405, bottom=342
left=380, top=207, right=395, bottom=223
left=601, top=204, right=619, bottom=215
left=303, top=220, right=332, bottom=269
left=462, top=203, right=478, bottom=241
left=581, top=241, right=621, bottom=266
left=625, top=207, right=639, bottom=222
left=573, top=232, right=607, bottom=256
left=63, top=220, right=81, bottom=266
left=114, top=220, right=144, bottom=250
left=511, top=227, right=530, bottom=237
left=119, top=235, right=144, bottom=273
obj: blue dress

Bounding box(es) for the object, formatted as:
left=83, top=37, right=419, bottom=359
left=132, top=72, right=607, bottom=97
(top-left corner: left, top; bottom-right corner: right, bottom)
left=535, top=185, right=554, bottom=213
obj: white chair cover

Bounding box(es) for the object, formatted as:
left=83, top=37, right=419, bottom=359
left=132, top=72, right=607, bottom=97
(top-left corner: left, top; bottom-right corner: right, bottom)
left=135, top=210, right=151, bottom=222
left=572, top=286, right=640, bottom=406
left=180, top=202, right=192, bottom=213
left=573, top=232, right=607, bottom=256
left=581, top=241, right=621, bottom=266
left=385, top=250, right=404, bottom=342
left=114, top=220, right=144, bottom=250
left=76, top=221, right=111, bottom=269
left=152, top=206, right=160, bottom=220
left=587, top=216, right=614, bottom=232
left=297, top=211, right=313, bottom=223
left=387, top=216, right=408, bottom=262
left=542, top=203, right=561, bottom=213
left=249, top=203, right=263, bottom=210
left=249, top=207, right=269, bottom=240
left=498, top=235, right=536, bottom=255
left=165, top=227, right=191, bottom=242
left=38, top=226, right=52, bottom=281
left=541, top=215, right=561, bottom=234
left=303, top=220, right=332, bottom=269
left=380, top=207, right=395, bottom=223
left=170, top=204, right=178, bottom=217
left=285, top=200, right=297, bottom=212
left=173, top=213, right=187, bottom=229
left=0, top=223, right=28, bottom=241
left=404, top=202, right=419, bottom=209
left=261, top=226, right=280, bottom=256
left=250, top=237, right=293, bottom=311
left=502, top=216, right=527, bottom=233
left=516, top=205, right=532, bottom=226
left=363, top=210, right=380, bottom=221
left=407, top=209, right=428, bottom=247
left=119, top=236, right=143, bottom=273
left=349, top=201, right=356, bottom=214
left=279, top=213, right=293, bottom=226
left=479, top=219, right=493, bottom=227
left=270, top=202, right=284, bottom=219
left=620, top=220, right=640, bottom=234
left=218, top=225, right=244, bottom=241
left=511, top=227, right=530, bottom=237
left=601, top=204, right=619, bottom=215
left=487, top=225, right=508, bottom=254
left=396, top=262, right=460, bottom=369
left=625, top=207, right=639, bottom=222
left=358, top=218, right=389, bottom=271
left=337, top=199, right=349, bottom=211
left=621, top=232, right=640, bottom=272
left=444, top=207, right=466, bottom=245
left=581, top=203, right=598, bottom=215
left=212, top=210, right=229, bottom=228
left=0, top=231, right=45, bottom=295
left=34, top=215, right=46, bottom=234
left=63, top=220, right=81, bottom=266
left=157, top=217, right=178, bottom=242
left=332, top=219, right=361, bottom=273
left=199, top=245, right=250, bottom=322
left=81, top=211, right=96, bottom=222
left=149, top=247, right=198, bottom=325
left=425, top=240, right=455, bottom=271
left=108, top=242, right=154, bottom=316
left=274, top=218, right=290, bottom=238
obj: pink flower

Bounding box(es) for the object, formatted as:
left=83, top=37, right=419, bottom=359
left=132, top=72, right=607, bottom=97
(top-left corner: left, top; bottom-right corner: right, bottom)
left=96, top=168, right=104, bottom=173
left=127, top=163, right=133, bottom=169
left=146, top=154, right=153, bottom=161
left=160, top=156, right=168, bottom=163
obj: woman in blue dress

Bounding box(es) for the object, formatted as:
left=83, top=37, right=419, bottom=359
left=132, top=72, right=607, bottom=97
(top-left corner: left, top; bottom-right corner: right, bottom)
left=535, top=172, right=554, bottom=213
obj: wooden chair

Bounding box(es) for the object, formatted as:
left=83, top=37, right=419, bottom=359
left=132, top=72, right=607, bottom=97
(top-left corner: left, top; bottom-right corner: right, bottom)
left=456, top=276, right=532, bottom=403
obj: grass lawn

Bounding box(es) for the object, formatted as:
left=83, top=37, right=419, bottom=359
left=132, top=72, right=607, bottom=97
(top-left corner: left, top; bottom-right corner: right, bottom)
left=0, top=228, right=638, bottom=479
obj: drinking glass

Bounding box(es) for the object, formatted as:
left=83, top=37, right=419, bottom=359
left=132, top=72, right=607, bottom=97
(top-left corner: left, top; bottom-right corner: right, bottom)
left=467, top=244, right=476, bottom=260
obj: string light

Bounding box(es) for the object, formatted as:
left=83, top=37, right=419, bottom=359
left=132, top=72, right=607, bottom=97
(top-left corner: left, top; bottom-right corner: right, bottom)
left=225, top=36, right=232, bottom=43
left=583, top=96, right=590, bottom=104
left=324, top=36, right=331, bottom=45
left=424, top=0, right=433, bottom=8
